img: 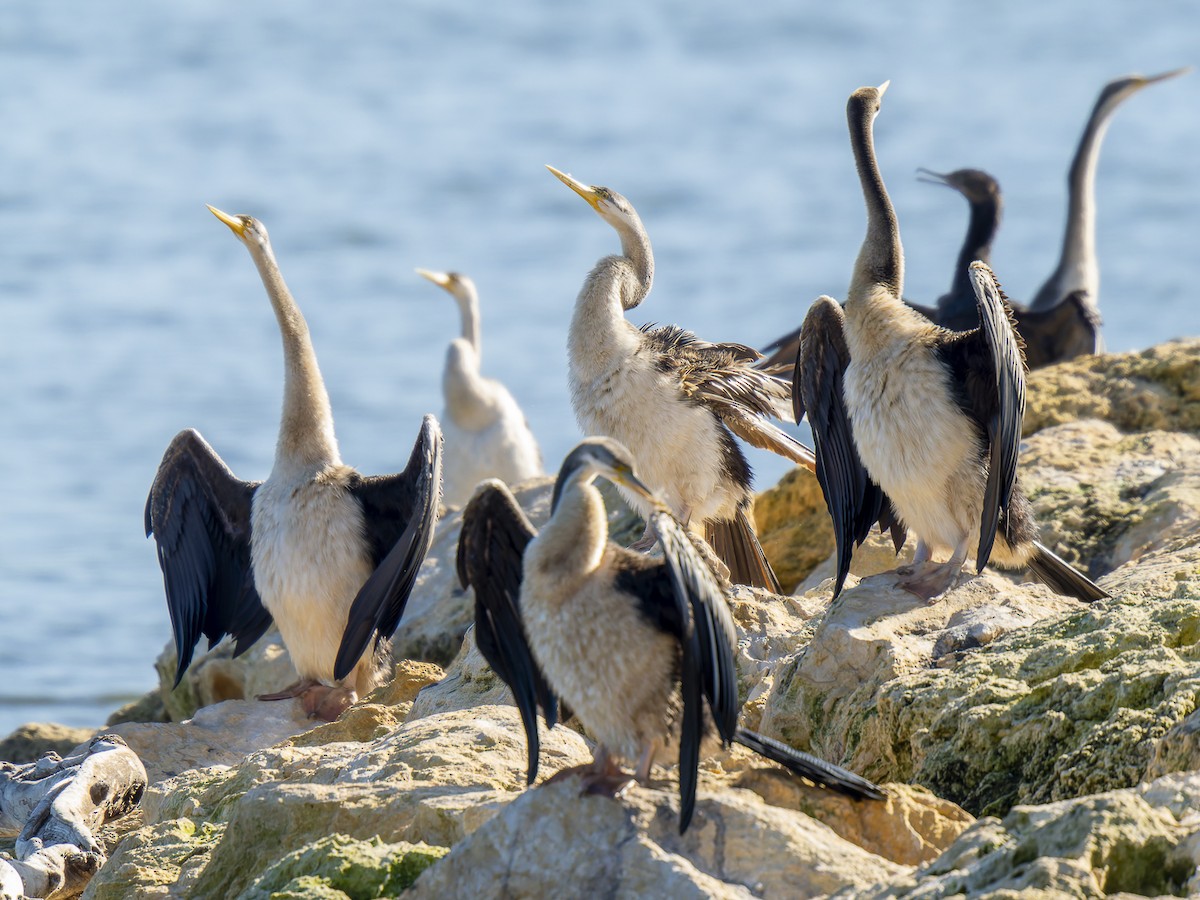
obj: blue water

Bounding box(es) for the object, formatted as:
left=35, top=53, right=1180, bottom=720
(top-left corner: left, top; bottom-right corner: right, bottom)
left=1, top=2, right=1196, bottom=736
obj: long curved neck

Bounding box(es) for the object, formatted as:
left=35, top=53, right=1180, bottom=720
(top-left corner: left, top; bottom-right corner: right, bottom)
left=535, top=476, right=607, bottom=591
left=613, top=217, right=654, bottom=311
left=443, top=340, right=497, bottom=430
left=1032, top=95, right=1119, bottom=310
left=848, top=105, right=903, bottom=305
left=455, top=287, right=481, bottom=356
left=250, top=241, right=340, bottom=474
left=949, top=195, right=1000, bottom=303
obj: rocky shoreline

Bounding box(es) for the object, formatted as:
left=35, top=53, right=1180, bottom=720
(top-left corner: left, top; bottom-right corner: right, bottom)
left=3, top=339, right=1199, bottom=898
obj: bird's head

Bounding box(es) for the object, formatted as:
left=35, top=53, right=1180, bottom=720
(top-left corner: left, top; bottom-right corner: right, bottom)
left=848, top=80, right=889, bottom=123
left=916, top=168, right=1000, bottom=206
left=1096, top=66, right=1190, bottom=112
left=207, top=205, right=271, bottom=251
left=552, top=437, right=657, bottom=514
left=415, top=268, right=477, bottom=306
left=546, top=165, right=642, bottom=234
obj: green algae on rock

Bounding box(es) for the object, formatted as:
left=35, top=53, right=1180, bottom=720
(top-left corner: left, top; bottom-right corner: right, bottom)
left=857, top=548, right=1200, bottom=817
left=239, top=834, right=447, bottom=899
left=852, top=771, right=1200, bottom=898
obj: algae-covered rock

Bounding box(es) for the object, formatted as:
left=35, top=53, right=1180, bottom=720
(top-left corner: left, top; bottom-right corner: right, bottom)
left=106, top=687, right=169, bottom=726
left=854, top=771, right=1200, bottom=898
left=759, top=572, right=1083, bottom=767
left=81, top=817, right=225, bottom=899
left=239, top=834, right=446, bottom=899
left=79, top=338, right=1200, bottom=899
left=1024, top=338, right=1200, bottom=436
left=855, top=545, right=1200, bottom=817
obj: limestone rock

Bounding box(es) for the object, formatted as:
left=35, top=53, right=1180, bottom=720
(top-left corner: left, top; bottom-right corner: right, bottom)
left=155, top=632, right=298, bottom=722
left=0, top=722, right=95, bottom=764
left=754, top=467, right=835, bottom=593
left=102, top=699, right=314, bottom=785
left=1024, top=339, right=1200, bottom=436
left=797, top=530, right=906, bottom=595
left=1020, top=419, right=1200, bottom=576
left=408, top=779, right=906, bottom=899
left=732, top=772, right=974, bottom=867
left=1145, top=708, right=1200, bottom=781
left=854, top=771, right=1200, bottom=898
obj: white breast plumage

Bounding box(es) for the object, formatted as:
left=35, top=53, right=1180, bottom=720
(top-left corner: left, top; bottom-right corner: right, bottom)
left=845, top=337, right=985, bottom=554
left=250, top=468, right=374, bottom=683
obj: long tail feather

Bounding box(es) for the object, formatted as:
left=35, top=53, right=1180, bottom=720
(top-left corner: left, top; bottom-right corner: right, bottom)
left=734, top=728, right=886, bottom=801
left=705, top=512, right=781, bottom=593
left=1028, top=541, right=1108, bottom=603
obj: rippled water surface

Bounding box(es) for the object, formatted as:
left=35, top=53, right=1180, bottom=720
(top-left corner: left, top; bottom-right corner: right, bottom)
left=1, top=2, right=1197, bottom=734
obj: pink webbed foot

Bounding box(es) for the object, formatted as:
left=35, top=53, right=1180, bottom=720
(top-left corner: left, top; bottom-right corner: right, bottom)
left=299, top=684, right=358, bottom=721
left=897, top=561, right=965, bottom=603
left=545, top=748, right=635, bottom=798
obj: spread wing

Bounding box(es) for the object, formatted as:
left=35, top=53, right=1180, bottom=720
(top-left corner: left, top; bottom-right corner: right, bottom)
left=795, top=297, right=905, bottom=596
left=335, top=414, right=443, bottom=680
left=648, top=509, right=738, bottom=834
left=145, top=429, right=270, bottom=686
left=457, top=479, right=557, bottom=785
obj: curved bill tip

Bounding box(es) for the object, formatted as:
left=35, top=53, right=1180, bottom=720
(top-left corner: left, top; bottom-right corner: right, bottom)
left=207, top=204, right=245, bottom=236
left=415, top=268, right=451, bottom=288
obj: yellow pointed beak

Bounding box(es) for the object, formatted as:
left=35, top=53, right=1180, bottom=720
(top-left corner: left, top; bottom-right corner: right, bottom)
left=877, top=79, right=891, bottom=97
left=613, top=467, right=656, bottom=503
left=546, top=165, right=602, bottom=211
left=207, top=205, right=245, bottom=236
left=415, top=268, right=452, bottom=289
left=1142, top=66, right=1192, bottom=86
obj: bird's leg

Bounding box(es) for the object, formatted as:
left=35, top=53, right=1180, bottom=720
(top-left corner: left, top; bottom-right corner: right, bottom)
left=895, top=539, right=932, bottom=576
left=897, top=537, right=969, bottom=602
left=634, top=739, right=659, bottom=784
left=256, top=678, right=321, bottom=702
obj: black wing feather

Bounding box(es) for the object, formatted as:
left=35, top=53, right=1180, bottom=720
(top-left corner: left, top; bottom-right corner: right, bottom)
left=457, top=480, right=558, bottom=784
left=649, top=510, right=738, bottom=833
left=971, top=264, right=1027, bottom=570
left=335, top=414, right=443, bottom=680
left=795, top=298, right=903, bottom=596
left=144, top=429, right=268, bottom=686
